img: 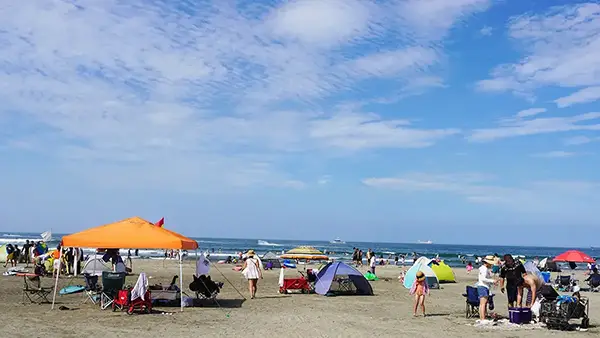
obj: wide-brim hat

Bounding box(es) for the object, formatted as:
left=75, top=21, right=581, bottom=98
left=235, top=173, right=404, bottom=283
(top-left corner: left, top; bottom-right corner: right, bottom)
left=483, top=255, right=496, bottom=265
left=416, top=271, right=426, bottom=281
left=246, top=250, right=256, bottom=257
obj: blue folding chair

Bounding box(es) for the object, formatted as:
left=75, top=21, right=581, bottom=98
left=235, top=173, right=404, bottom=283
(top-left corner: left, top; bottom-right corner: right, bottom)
left=462, top=286, right=495, bottom=318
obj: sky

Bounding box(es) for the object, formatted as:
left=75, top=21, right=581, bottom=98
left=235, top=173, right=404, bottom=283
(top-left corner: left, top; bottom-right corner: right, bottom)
left=1, top=0, right=599, bottom=247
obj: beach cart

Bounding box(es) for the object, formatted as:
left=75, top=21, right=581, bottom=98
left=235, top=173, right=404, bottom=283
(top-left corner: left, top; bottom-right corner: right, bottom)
left=279, top=269, right=314, bottom=294
left=539, top=293, right=589, bottom=330
left=279, top=274, right=311, bottom=294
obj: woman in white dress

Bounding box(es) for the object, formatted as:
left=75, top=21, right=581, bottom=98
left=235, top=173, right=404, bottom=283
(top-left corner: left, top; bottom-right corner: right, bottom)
left=242, top=250, right=262, bottom=299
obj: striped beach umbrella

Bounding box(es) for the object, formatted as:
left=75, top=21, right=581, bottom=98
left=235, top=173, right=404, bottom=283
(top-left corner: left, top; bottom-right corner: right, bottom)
left=280, top=246, right=329, bottom=260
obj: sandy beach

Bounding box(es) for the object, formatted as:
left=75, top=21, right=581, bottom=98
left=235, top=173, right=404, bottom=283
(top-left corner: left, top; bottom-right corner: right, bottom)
left=1, top=260, right=598, bottom=338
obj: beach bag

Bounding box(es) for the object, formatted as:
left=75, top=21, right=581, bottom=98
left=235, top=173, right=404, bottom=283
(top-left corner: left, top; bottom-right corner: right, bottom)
left=531, top=300, right=541, bottom=317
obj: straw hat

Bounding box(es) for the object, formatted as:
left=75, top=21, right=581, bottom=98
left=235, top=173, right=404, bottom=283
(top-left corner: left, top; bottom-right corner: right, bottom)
left=416, top=271, right=426, bottom=281
left=483, top=255, right=496, bottom=265
left=246, top=249, right=256, bottom=257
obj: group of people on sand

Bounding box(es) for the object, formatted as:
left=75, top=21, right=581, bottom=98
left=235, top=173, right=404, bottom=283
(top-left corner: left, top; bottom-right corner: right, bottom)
left=351, top=248, right=380, bottom=275
left=476, top=254, right=546, bottom=322
left=408, top=253, right=549, bottom=319
left=3, top=240, right=48, bottom=268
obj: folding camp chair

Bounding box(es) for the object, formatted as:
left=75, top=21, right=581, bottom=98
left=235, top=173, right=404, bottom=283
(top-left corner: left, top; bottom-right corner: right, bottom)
left=22, top=274, right=53, bottom=304
left=100, top=271, right=126, bottom=310
left=462, top=286, right=495, bottom=318
left=587, top=274, right=600, bottom=292
left=555, top=275, right=576, bottom=292
left=332, top=276, right=355, bottom=294
left=83, top=273, right=101, bottom=304
left=190, top=275, right=223, bottom=302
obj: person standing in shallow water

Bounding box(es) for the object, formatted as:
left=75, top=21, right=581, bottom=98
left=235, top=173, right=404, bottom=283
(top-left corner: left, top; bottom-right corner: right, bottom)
left=242, top=250, right=262, bottom=299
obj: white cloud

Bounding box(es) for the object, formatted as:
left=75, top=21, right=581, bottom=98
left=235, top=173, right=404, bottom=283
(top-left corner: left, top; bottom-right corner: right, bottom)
left=555, top=86, right=600, bottom=108
left=280, top=180, right=307, bottom=190
left=531, top=151, right=577, bottom=158
left=480, top=26, right=493, bottom=36
left=564, top=135, right=599, bottom=146
left=309, top=113, right=460, bottom=150
left=317, top=175, right=331, bottom=185
left=362, top=172, right=600, bottom=208
left=373, top=76, right=446, bottom=104
left=515, top=108, right=546, bottom=118
left=346, top=47, right=439, bottom=79
left=468, top=111, right=600, bottom=142
left=0, top=0, right=489, bottom=190
left=477, top=3, right=600, bottom=95
left=397, top=0, right=492, bottom=40
left=267, top=0, right=376, bottom=47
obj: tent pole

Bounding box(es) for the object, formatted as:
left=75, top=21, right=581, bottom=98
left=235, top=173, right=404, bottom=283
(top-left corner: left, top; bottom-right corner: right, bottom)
left=51, top=247, right=64, bottom=310
left=179, top=249, right=183, bottom=312
left=74, top=248, right=78, bottom=276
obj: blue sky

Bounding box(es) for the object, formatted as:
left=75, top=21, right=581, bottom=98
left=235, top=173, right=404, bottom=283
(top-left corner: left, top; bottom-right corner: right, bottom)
left=1, top=0, right=600, bottom=246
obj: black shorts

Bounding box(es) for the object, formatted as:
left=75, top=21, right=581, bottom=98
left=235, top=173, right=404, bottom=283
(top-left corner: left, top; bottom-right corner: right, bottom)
left=506, top=285, right=519, bottom=303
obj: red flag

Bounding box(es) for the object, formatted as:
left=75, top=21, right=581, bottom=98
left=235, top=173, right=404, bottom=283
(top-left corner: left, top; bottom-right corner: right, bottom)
left=155, top=217, right=164, bottom=227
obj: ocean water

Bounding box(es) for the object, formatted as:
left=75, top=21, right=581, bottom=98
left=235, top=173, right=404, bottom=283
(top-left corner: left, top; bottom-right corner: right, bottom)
left=1, top=232, right=598, bottom=268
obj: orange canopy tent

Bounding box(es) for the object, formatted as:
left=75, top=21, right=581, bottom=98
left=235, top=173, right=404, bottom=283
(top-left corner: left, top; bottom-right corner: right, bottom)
left=60, top=216, right=198, bottom=250
left=52, top=217, right=198, bottom=311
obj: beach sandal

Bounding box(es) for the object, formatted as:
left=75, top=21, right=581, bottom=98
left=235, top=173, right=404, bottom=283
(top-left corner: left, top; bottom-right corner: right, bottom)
left=59, top=306, right=79, bottom=311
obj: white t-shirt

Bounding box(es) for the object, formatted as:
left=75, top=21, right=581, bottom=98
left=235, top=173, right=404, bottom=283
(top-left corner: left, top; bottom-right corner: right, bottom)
left=476, top=265, right=495, bottom=289
left=370, top=256, right=376, bottom=268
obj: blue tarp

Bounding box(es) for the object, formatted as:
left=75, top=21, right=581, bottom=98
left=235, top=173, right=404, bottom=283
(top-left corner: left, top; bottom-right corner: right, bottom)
left=314, top=262, right=373, bottom=296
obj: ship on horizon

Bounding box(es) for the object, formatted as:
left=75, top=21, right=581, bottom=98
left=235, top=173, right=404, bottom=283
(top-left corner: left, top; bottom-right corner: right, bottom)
left=330, top=238, right=346, bottom=244
left=417, top=240, right=433, bottom=244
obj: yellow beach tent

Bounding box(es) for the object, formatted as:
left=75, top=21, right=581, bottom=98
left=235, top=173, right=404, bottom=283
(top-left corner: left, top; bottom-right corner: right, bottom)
left=431, top=260, right=456, bottom=283
left=0, top=244, right=8, bottom=263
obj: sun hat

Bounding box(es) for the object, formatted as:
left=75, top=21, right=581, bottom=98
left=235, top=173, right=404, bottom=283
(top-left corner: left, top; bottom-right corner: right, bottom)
left=246, top=249, right=256, bottom=257
left=483, top=255, right=496, bottom=265
left=416, top=271, right=426, bottom=281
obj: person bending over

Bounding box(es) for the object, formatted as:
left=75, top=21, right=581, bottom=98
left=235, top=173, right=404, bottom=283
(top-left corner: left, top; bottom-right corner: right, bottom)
left=521, top=273, right=544, bottom=307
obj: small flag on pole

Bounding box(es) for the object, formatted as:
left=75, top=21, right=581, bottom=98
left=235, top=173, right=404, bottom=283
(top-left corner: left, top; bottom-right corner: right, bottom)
left=155, top=217, right=165, bottom=227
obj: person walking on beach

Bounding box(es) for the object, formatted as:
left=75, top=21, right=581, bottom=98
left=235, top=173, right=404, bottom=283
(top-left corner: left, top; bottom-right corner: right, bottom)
left=410, top=271, right=429, bottom=316
left=242, top=250, right=262, bottom=299
left=477, top=255, right=498, bottom=322
left=352, top=248, right=358, bottom=266
left=358, top=250, right=363, bottom=266
left=499, top=254, right=526, bottom=308
left=369, top=254, right=376, bottom=275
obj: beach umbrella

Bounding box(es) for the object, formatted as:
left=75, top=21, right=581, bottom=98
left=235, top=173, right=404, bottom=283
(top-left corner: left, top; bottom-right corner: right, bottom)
left=553, top=250, right=595, bottom=263
left=280, top=246, right=329, bottom=260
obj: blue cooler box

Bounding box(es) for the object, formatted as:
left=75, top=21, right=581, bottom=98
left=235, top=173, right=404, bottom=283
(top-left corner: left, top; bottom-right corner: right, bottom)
left=509, top=307, right=532, bottom=324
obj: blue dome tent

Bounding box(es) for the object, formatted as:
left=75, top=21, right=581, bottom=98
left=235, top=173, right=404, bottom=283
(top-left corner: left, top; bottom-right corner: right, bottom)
left=314, top=262, right=373, bottom=296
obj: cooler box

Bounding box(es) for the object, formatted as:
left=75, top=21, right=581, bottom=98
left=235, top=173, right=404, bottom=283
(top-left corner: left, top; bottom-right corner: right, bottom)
left=541, top=272, right=551, bottom=283
left=509, top=307, right=532, bottom=324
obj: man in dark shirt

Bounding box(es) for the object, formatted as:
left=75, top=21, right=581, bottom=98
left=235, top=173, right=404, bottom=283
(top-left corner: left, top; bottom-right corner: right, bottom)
left=499, top=254, right=526, bottom=307
left=23, top=240, right=31, bottom=267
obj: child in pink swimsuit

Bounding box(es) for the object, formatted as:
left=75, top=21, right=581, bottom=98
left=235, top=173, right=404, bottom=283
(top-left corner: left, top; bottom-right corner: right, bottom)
left=410, top=271, right=430, bottom=316
left=466, top=261, right=474, bottom=274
